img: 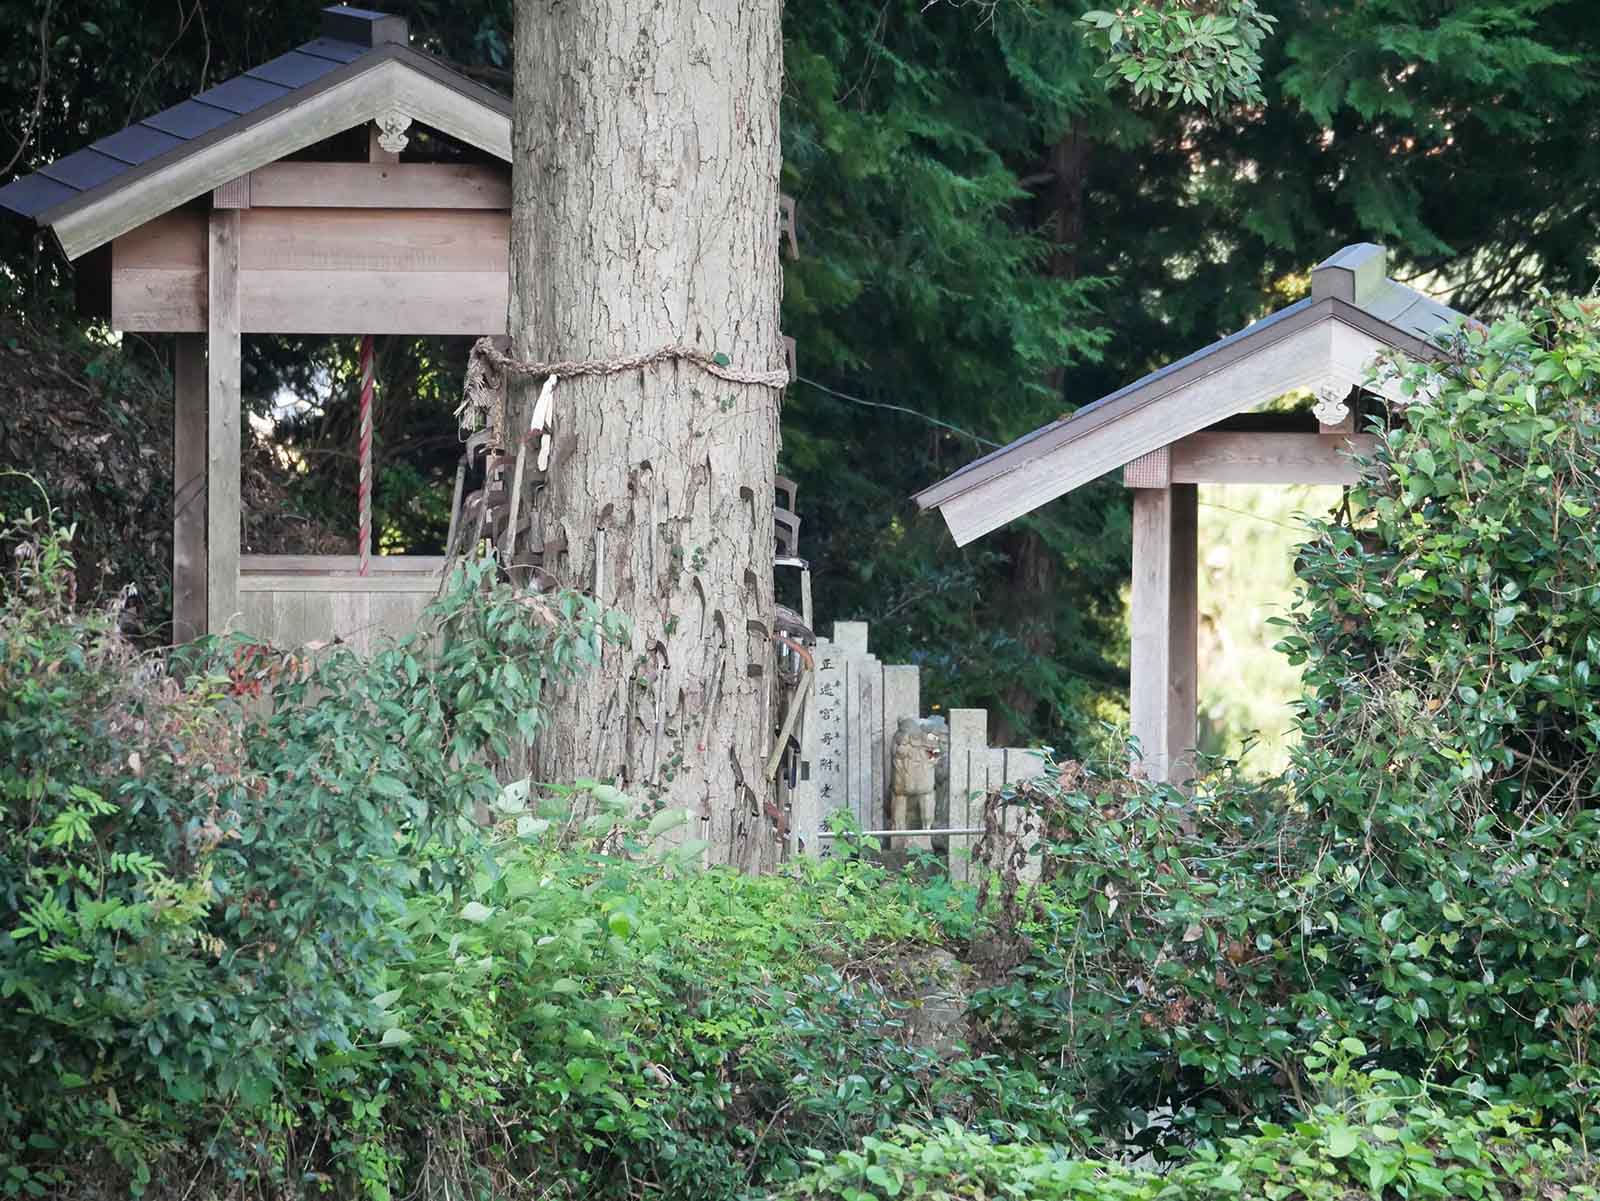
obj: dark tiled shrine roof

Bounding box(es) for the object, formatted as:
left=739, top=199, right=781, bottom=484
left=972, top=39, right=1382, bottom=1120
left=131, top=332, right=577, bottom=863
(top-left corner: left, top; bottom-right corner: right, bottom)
left=0, top=13, right=385, bottom=222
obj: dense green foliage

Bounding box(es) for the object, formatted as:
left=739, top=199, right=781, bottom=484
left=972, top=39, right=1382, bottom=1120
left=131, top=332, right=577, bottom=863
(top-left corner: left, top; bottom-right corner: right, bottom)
left=0, top=322, right=176, bottom=613
left=969, top=302, right=1600, bottom=1151
left=779, top=0, right=1130, bottom=746
left=0, top=508, right=621, bottom=1193
left=778, top=0, right=1600, bottom=748
left=785, top=1073, right=1597, bottom=1201
left=5, top=2, right=1600, bottom=1195
left=0, top=512, right=1083, bottom=1198
left=1081, top=1, right=1276, bottom=109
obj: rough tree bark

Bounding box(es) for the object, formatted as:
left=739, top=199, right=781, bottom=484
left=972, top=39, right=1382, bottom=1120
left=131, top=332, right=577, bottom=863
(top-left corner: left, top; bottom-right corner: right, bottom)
left=511, top=0, right=785, bottom=871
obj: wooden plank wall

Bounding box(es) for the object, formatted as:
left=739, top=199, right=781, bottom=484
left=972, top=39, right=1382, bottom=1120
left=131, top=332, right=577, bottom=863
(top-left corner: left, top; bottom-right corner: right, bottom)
left=109, top=206, right=510, bottom=334
left=237, top=568, right=441, bottom=653
left=248, top=162, right=511, bottom=209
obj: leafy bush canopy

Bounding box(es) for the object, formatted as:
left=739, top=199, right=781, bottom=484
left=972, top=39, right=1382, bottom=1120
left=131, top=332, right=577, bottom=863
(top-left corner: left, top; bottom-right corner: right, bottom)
left=0, top=511, right=622, bottom=1194
left=783, top=1071, right=1596, bottom=1201
left=1080, top=1, right=1277, bottom=110
left=0, top=506, right=1081, bottom=1198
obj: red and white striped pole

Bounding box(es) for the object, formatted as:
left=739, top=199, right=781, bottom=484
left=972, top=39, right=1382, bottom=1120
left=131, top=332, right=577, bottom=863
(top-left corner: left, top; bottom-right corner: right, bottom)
left=358, top=334, right=374, bottom=576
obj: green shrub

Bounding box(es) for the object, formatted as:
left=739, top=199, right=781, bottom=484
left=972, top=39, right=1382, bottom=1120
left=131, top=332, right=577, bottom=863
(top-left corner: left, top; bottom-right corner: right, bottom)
left=0, top=506, right=620, bottom=1194
left=249, top=815, right=1085, bottom=1201
left=781, top=1068, right=1596, bottom=1201
left=969, top=761, right=1320, bottom=1145
left=1285, top=298, right=1600, bottom=1123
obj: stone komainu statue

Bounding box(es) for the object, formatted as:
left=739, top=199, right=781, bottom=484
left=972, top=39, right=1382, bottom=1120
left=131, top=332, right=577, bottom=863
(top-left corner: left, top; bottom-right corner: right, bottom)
left=890, top=715, right=948, bottom=844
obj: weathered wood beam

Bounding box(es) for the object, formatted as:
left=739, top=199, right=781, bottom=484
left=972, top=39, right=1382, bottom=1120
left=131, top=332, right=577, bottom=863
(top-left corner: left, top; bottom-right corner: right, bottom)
left=115, top=268, right=509, bottom=334
left=1169, top=432, right=1378, bottom=486
left=933, top=313, right=1423, bottom=547
left=241, top=554, right=446, bottom=575
left=1122, top=446, right=1170, bottom=488
left=246, top=162, right=511, bottom=209
left=172, top=333, right=207, bottom=641
left=390, top=65, right=510, bottom=167
left=206, top=209, right=241, bottom=636
left=238, top=573, right=445, bottom=594
left=109, top=207, right=510, bottom=334
left=1130, top=483, right=1197, bottom=788
left=939, top=319, right=1340, bottom=546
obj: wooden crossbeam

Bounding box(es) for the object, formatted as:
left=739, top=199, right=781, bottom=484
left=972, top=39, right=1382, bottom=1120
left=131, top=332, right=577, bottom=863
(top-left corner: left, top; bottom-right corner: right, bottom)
left=108, top=207, right=510, bottom=334
left=1168, top=432, right=1378, bottom=486
left=246, top=162, right=510, bottom=209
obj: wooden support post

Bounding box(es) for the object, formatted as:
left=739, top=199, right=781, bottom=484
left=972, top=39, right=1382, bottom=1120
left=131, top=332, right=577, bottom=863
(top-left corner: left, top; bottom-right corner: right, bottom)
left=1168, top=432, right=1376, bottom=486
left=1129, top=484, right=1198, bottom=787
left=172, top=334, right=207, bottom=641
left=210, top=175, right=250, bottom=210
left=369, top=122, right=401, bottom=165
left=206, top=209, right=242, bottom=636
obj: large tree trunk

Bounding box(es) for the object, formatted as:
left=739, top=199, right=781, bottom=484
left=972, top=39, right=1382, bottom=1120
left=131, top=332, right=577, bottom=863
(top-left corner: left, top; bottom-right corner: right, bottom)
left=511, top=0, right=784, bottom=871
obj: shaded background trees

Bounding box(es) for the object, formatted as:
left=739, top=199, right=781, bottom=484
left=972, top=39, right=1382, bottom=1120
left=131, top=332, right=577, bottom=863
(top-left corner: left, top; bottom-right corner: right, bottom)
left=3, top=0, right=1598, bottom=755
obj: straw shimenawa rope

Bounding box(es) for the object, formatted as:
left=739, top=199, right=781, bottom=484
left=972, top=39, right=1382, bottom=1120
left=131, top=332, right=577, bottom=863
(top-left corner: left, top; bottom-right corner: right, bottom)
left=456, top=336, right=790, bottom=446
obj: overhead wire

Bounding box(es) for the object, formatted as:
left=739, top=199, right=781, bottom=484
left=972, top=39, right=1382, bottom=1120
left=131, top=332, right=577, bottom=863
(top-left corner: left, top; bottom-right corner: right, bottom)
left=793, top=375, right=1003, bottom=449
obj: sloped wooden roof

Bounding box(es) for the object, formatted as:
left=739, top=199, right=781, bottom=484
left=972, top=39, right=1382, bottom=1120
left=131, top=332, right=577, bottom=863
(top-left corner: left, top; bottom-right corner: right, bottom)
left=914, top=244, right=1468, bottom=546
left=0, top=6, right=510, bottom=260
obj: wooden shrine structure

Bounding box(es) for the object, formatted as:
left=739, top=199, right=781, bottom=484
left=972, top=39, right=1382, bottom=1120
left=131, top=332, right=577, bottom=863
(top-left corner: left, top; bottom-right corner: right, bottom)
left=914, top=245, right=1468, bottom=785
left=0, top=5, right=511, bottom=647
